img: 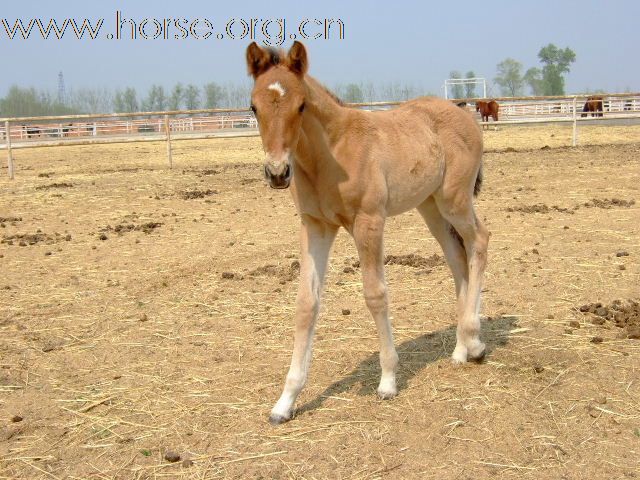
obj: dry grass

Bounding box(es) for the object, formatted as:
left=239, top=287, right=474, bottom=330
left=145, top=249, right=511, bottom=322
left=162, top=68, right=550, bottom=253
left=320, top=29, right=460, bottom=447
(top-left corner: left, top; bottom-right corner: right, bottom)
left=483, top=122, right=640, bottom=151
left=0, top=124, right=639, bottom=479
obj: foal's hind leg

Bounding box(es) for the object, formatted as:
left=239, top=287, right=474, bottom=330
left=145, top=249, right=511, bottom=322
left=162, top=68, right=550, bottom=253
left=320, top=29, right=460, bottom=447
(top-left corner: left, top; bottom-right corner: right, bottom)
left=416, top=197, right=469, bottom=325
left=352, top=214, right=399, bottom=399
left=435, top=194, right=490, bottom=363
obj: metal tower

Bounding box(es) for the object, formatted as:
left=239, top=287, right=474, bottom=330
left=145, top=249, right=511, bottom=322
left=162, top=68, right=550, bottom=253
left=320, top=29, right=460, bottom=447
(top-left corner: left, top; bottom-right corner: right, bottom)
left=57, top=71, right=66, bottom=104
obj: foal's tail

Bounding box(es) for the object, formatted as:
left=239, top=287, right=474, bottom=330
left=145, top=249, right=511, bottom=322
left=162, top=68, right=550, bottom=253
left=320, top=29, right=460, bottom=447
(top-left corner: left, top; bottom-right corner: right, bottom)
left=473, top=164, right=483, bottom=197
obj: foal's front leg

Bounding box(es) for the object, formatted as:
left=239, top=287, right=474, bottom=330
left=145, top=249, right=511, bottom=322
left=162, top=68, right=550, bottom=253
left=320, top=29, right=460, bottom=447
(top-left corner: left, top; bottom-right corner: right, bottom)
left=353, top=215, right=399, bottom=399
left=269, top=217, right=337, bottom=424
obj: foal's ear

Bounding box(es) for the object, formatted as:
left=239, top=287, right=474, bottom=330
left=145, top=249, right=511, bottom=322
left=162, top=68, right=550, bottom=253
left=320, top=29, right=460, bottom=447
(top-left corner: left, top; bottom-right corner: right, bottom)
left=246, top=42, right=271, bottom=78
left=286, top=41, right=308, bottom=76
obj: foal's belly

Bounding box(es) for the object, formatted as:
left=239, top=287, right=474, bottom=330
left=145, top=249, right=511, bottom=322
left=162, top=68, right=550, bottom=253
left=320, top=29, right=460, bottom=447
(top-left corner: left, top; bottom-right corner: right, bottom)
left=384, top=150, right=445, bottom=216
left=385, top=177, right=440, bottom=216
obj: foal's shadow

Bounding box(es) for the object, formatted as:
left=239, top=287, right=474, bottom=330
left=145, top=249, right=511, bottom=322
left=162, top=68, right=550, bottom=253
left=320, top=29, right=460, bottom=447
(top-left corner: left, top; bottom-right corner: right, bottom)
left=297, top=315, right=519, bottom=416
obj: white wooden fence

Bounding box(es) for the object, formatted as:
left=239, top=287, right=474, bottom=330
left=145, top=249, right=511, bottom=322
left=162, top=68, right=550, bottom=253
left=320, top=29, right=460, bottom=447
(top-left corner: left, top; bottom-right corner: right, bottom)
left=2, top=93, right=640, bottom=179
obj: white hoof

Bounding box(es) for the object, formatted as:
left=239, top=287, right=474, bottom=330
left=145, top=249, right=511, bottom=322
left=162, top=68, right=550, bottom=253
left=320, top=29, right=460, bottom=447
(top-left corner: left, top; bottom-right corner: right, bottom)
left=452, top=340, right=486, bottom=364
left=377, top=377, right=397, bottom=399
left=269, top=407, right=293, bottom=425
left=468, top=340, right=486, bottom=361
left=451, top=344, right=468, bottom=364
left=268, top=412, right=292, bottom=425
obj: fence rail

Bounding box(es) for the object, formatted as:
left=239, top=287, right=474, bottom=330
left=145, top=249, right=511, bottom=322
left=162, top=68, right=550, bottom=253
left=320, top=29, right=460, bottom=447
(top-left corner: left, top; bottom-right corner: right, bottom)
left=3, top=92, right=640, bottom=179
left=1, top=113, right=257, bottom=143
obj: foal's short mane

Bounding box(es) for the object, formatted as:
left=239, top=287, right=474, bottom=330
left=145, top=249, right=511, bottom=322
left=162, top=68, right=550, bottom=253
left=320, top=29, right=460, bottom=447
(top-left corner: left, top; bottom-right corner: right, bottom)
left=264, top=46, right=284, bottom=66
left=320, top=85, right=344, bottom=106
left=260, top=46, right=344, bottom=106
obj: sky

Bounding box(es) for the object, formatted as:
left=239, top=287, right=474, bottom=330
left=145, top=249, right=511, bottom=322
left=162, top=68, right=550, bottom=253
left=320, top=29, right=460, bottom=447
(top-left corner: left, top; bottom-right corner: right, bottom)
left=1, top=0, right=638, bottom=98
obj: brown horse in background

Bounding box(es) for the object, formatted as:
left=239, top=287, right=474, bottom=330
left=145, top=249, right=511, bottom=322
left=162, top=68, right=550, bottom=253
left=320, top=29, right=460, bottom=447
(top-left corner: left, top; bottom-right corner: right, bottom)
left=582, top=96, right=604, bottom=117
left=475, top=100, right=499, bottom=128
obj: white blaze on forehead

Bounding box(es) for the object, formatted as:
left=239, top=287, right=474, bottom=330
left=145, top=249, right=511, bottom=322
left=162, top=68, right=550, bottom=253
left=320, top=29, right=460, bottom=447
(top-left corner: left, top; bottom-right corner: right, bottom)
left=267, top=82, right=286, bottom=97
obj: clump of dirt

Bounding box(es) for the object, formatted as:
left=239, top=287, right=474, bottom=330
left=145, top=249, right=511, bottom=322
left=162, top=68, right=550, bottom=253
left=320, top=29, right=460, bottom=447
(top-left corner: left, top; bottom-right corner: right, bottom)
left=506, top=204, right=574, bottom=214
left=350, top=253, right=444, bottom=269
left=577, top=299, right=640, bottom=339
left=195, top=169, right=221, bottom=177
left=101, top=222, right=163, bottom=236
left=220, top=261, right=301, bottom=283
left=180, top=189, right=219, bottom=200
left=247, top=260, right=301, bottom=283
left=0, top=216, right=22, bottom=225
left=164, top=451, right=181, bottom=463
left=1, top=232, right=71, bottom=246
left=384, top=253, right=444, bottom=269
left=581, top=198, right=635, bottom=209
left=101, top=167, right=142, bottom=174
left=35, top=183, right=73, bottom=190
left=240, top=178, right=260, bottom=185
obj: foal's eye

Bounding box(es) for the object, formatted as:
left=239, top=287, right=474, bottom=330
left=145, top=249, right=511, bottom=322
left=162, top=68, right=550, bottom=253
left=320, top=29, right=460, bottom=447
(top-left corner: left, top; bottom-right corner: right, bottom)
left=250, top=104, right=257, bottom=114
left=298, top=102, right=305, bottom=114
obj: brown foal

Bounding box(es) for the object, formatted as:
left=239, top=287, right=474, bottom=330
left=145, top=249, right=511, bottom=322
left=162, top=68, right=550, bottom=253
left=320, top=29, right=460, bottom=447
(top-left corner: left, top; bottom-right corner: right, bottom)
left=246, top=42, right=489, bottom=424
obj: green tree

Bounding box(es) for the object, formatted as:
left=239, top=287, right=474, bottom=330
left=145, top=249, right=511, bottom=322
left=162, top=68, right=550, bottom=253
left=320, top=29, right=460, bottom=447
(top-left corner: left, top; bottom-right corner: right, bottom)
left=155, top=86, right=167, bottom=111
left=113, top=91, right=125, bottom=113
left=523, top=67, right=545, bottom=96
left=343, top=83, right=364, bottom=103
left=203, top=82, right=223, bottom=109
left=449, top=71, right=464, bottom=99
left=537, top=44, right=576, bottom=95
left=113, top=87, right=138, bottom=113
left=168, top=83, right=184, bottom=110
left=494, top=58, right=524, bottom=97
left=141, top=85, right=166, bottom=111
left=0, top=85, right=76, bottom=116
left=184, top=84, right=200, bottom=110
left=122, top=87, right=138, bottom=112
left=464, top=71, right=477, bottom=98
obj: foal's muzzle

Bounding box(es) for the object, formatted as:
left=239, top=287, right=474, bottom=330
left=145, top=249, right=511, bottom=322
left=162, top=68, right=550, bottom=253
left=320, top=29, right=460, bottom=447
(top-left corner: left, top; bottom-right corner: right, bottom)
left=264, top=161, right=292, bottom=189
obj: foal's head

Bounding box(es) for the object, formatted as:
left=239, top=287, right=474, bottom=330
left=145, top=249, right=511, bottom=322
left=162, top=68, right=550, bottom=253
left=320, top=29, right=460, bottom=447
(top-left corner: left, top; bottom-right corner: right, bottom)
left=246, top=41, right=308, bottom=189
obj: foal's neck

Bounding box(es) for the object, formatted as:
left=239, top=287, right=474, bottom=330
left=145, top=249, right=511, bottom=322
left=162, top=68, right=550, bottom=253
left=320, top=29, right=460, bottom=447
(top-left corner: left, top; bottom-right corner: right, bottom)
left=293, top=78, right=348, bottom=182
left=302, top=76, right=348, bottom=146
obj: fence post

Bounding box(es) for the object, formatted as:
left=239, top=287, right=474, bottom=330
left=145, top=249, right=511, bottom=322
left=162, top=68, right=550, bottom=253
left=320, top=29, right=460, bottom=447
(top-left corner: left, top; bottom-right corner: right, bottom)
left=164, top=114, right=172, bottom=169
left=5, top=120, right=14, bottom=179
left=572, top=96, right=578, bottom=147
left=571, top=97, right=578, bottom=147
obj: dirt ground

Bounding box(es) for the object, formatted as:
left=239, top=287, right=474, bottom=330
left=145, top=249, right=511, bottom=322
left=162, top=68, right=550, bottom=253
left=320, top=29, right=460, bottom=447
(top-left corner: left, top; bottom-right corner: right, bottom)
left=0, top=123, right=639, bottom=479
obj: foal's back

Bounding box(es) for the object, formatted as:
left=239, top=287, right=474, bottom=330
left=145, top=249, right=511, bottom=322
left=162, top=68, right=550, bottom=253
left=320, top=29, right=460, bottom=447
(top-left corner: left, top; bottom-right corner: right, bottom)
left=403, top=96, right=482, bottom=151
left=340, top=96, right=482, bottom=216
